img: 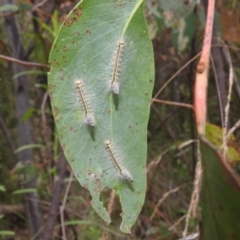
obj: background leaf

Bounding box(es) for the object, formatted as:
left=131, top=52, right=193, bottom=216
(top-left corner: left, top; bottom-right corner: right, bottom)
left=200, top=136, right=240, bottom=240
left=48, top=0, right=154, bottom=233
left=0, top=230, right=15, bottom=236
left=0, top=4, right=18, bottom=13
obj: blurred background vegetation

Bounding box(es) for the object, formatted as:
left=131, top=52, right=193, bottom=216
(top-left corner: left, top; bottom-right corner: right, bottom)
left=0, top=0, right=240, bottom=239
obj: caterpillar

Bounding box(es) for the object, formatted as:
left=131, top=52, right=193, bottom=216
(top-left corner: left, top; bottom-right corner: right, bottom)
left=105, top=140, right=134, bottom=182
left=110, top=41, right=124, bottom=95
left=75, top=80, right=95, bottom=127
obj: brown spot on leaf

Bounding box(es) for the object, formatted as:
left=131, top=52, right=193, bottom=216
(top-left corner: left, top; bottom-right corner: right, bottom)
left=53, top=58, right=60, bottom=66
left=73, top=7, right=83, bottom=19
left=85, top=29, right=91, bottom=35
left=53, top=106, right=59, bottom=117
left=63, top=45, right=67, bottom=52
left=94, top=178, right=102, bottom=189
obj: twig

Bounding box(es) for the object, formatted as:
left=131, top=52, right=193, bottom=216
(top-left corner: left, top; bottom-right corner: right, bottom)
left=194, top=0, right=215, bottom=134
left=147, top=147, right=173, bottom=173
left=152, top=99, right=194, bottom=110
left=60, top=171, right=74, bottom=240
left=222, top=44, right=234, bottom=160
left=178, top=232, right=199, bottom=240
left=182, top=144, right=202, bottom=238
left=169, top=215, right=186, bottom=232
left=153, top=52, right=201, bottom=101
left=150, top=183, right=190, bottom=220
left=221, top=118, right=240, bottom=148
left=43, top=154, right=67, bottom=240
left=147, top=140, right=197, bottom=173
left=32, top=0, right=49, bottom=12
left=0, top=54, right=50, bottom=70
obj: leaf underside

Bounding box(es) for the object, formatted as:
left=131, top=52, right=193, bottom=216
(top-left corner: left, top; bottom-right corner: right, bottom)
left=48, top=0, right=154, bottom=233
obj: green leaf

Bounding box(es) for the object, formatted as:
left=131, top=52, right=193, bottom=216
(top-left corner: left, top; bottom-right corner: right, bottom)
left=200, top=136, right=240, bottom=240
left=48, top=0, right=154, bottom=233
left=158, top=0, right=196, bottom=27
left=206, top=123, right=240, bottom=164
left=0, top=4, right=18, bottom=13
left=20, top=108, right=37, bottom=122
left=0, top=185, right=6, bottom=192
left=0, top=230, right=15, bottom=236
left=12, top=188, right=37, bottom=195
left=13, top=69, right=46, bottom=79
left=14, top=144, right=44, bottom=153
left=61, top=220, right=92, bottom=226
left=171, top=12, right=196, bottom=52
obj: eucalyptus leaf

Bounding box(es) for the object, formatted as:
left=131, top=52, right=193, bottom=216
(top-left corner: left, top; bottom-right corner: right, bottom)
left=200, top=136, right=240, bottom=240
left=48, top=0, right=154, bottom=233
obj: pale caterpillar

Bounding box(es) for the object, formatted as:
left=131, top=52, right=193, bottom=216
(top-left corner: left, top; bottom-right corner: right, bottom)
left=104, top=140, right=134, bottom=182
left=110, top=41, right=124, bottom=95
left=75, top=80, right=95, bottom=127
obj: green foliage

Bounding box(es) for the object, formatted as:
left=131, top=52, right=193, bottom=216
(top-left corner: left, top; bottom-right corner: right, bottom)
left=0, top=185, right=6, bottom=192
left=146, top=0, right=197, bottom=52
left=200, top=137, right=240, bottom=240
left=0, top=230, right=15, bottom=236
left=14, top=144, right=44, bottom=153
left=12, top=188, right=37, bottom=195
left=48, top=0, right=154, bottom=233
left=0, top=4, right=18, bottom=13
left=206, top=123, right=240, bottom=163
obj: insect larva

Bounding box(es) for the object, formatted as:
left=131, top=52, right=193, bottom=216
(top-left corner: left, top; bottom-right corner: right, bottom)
left=105, top=140, right=134, bottom=182
left=75, top=80, right=95, bottom=127
left=110, top=41, right=124, bottom=95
